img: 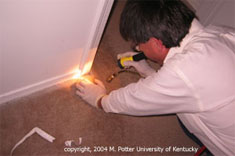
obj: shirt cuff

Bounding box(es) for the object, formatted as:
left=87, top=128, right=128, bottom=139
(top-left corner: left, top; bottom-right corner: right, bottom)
left=101, top=95, right=112, bottom=113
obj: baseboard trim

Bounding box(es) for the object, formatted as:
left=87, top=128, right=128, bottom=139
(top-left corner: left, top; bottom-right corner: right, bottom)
left=0, top=72, right=75, bottom=105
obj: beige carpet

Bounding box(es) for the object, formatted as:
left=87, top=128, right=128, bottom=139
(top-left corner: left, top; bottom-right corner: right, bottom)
left=0, top=1, right=199, bottom=156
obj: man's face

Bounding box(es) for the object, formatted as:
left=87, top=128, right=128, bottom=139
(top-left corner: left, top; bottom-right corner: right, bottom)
left=137, top=38, right=169, bottom=65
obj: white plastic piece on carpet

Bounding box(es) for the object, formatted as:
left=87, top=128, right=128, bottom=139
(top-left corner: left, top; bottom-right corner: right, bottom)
left=10, top=127, right=55, bottom=156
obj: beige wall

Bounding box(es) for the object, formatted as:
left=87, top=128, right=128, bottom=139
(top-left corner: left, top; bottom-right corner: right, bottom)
left=0, top=0, right=113, bottom=103
left=187, top=0, right=235, bottom=28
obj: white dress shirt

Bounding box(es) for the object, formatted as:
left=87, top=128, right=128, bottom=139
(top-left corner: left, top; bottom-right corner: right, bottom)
left=102, top=19, right=235, bottom=155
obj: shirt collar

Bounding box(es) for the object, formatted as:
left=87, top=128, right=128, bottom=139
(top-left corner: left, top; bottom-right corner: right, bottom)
left=164, top=19, right=204, bottom=63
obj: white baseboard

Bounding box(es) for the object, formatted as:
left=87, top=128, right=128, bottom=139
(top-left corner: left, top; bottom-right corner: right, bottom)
left=0, top=72, right=74, bottom=105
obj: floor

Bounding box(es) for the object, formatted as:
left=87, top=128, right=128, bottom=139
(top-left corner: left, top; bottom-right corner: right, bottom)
left=0, top=1, right=199, bottom=156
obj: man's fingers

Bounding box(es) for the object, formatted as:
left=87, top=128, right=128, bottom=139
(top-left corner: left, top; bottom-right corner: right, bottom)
left=76, top=82, right=84, bottom=90
left=94, top=79, right=105, bottom=88
left=79, top=80, right=89, bottom=86
left=76, top=90, right=84, bottom=96
left=76, top=79, right=96, bottom=95
left=123, top=60, right=138, bottom=67
left=117, top=51, right=138, bottom=59
left=76, top=79, right=91, bottom=88
left=74, top=77, right=107, bottom=107
left=76, top=81, right=90, bottom=93
left=76, top=86, right=84, bottom=94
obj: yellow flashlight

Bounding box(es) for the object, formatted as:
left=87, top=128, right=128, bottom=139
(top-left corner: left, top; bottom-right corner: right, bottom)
left=117, top=52, right=146, bottom=69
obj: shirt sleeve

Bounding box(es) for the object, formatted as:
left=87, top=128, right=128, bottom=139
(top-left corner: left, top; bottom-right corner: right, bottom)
left=102, top=65, right=201, bottom=116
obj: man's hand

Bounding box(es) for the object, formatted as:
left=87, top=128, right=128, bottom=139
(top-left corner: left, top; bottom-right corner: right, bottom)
left=117, top=52, right=155, bottom=77
left=76, top=79, right=106, bottom=108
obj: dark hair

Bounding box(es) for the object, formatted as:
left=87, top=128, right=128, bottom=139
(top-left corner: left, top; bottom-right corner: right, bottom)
left=119, top=0, right=196, bottom=48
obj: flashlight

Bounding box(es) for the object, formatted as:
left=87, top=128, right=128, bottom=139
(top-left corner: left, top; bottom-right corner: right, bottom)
left=117, top=52, right=147, bottom=69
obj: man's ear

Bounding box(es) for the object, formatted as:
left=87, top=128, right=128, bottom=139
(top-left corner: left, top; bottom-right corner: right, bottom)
left=149, top=37, right=165, bottom=51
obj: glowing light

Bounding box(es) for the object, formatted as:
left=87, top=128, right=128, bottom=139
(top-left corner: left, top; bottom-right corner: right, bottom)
left=81, top=61, right=93, bottom=75
left=77, top=76, right=93, bottom=84
left=72, top=69, right=82, bottom=79
left=71, top=67, right=94, bottom=84
left=71, top=58, right=95, bottom=84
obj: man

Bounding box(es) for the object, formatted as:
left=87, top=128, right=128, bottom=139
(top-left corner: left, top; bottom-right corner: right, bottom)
left=76, top=0, right=235, bottom=155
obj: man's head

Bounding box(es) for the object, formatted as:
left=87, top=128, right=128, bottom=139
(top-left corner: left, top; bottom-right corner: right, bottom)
left=119, top=0, right=196, bottom=64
